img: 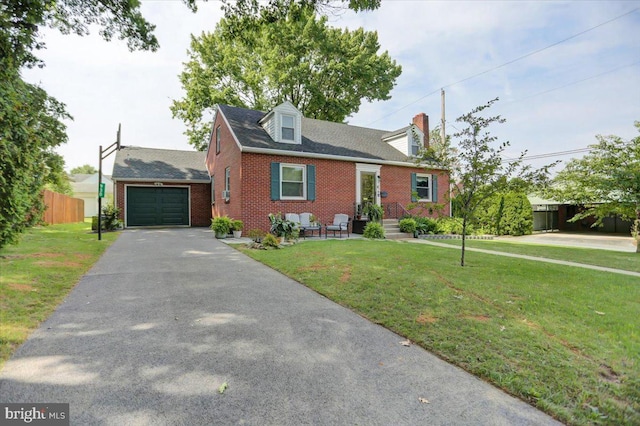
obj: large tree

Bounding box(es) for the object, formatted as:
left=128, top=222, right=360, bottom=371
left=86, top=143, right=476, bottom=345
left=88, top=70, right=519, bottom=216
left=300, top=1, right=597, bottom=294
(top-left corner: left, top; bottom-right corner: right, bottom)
left=548, top=122, right=640, bottom=252
left=171, top=4, right=402, bottom=150
left=424, top=99, right=554, bottom=266
left=0, top=71, right=72, bottom=247
left=1, top=0, right=196, bottom=248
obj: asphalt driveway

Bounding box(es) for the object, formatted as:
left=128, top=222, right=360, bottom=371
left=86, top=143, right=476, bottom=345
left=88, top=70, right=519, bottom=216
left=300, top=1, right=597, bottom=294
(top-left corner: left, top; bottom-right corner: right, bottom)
left=0, top=228, right=561, bottom=425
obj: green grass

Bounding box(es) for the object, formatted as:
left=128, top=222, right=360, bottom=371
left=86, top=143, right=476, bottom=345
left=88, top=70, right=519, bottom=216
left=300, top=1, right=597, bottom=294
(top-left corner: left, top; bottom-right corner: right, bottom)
left=239, top=240, right=639, bottom=425
left=0, top=222, right=119, bottom=368
left=430, top=238, right=640, bottom=273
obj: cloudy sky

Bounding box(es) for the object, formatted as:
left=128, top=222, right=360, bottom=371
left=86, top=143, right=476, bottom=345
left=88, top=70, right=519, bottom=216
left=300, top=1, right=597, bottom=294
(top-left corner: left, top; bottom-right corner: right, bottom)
left=23, top=0, right=640, bottom=175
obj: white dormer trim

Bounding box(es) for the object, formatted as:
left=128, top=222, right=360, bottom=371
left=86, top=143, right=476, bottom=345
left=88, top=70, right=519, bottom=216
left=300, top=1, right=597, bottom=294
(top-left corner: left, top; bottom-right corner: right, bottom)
left=383, top=124, right=423, bottom=157
left=259, top=101, right=302, bottom=144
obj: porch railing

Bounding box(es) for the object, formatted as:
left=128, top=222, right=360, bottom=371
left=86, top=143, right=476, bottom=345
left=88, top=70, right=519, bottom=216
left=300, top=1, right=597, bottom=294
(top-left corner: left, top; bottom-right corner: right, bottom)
left=354, top=202, right=411, bottom=220
left=382, top=202, right=411, bottom=219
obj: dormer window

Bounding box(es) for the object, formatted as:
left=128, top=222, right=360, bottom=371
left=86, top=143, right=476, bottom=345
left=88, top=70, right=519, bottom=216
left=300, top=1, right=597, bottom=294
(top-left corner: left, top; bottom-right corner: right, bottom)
left=281, top=115, right=295, bottom=141
left=259, top=101, right=303, bottom=144
left=411, top=138, right=420, bottom=156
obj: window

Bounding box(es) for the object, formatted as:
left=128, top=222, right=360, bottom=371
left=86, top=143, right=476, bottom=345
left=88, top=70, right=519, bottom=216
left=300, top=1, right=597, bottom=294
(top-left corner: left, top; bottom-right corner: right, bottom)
left=281, top=164, right=305, bottom=199
left=215, top=126, right=221, bottom=154
left=411, top=139, right=420, bottom=156
left=281, top=115, right=295, bottom=141
left=411, top=173, right=438, bottom=203
left=225, top=167, right=230, bottom=192
left=270, top=162, right=315, bottom=201
left=211, top=175, right=215, bottom=204
left=416, top=174, right=431, bottom=201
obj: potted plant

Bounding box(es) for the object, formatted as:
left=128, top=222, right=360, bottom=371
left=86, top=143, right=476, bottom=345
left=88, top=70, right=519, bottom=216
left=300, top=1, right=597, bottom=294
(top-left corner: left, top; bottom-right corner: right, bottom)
left=231, top=219, right=244, bottom=238
left=362, top=202, right=384, bottom=223
left=211, top=216, right=232, bottom=239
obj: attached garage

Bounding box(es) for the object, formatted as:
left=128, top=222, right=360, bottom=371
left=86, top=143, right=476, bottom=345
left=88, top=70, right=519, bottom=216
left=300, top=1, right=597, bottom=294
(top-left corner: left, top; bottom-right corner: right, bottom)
left=126, top=186, right=190, bottom=227
left=112, top=147, right=212, bottom=228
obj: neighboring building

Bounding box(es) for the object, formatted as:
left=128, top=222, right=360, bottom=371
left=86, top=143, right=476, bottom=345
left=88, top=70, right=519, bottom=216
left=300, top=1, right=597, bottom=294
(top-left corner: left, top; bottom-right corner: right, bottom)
left=111, top=147, right=212, bottom=227
left=528, top=195, right=632, bottom=234
left=68, top=173, right=114, bottom=217
left=206, top=102, right=450, bottom=232
left=111, top=102, right=450, bottom=231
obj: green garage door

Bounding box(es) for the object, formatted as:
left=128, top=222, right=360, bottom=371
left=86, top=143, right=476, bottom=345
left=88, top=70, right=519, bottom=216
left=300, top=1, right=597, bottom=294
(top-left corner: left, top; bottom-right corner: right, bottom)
left=126, top=187, right=189, bottom=227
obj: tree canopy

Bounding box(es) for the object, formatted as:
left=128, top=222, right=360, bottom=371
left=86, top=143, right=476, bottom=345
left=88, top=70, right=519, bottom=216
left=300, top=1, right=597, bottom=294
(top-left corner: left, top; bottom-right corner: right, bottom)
left=1, top=0, right=193, bottom=248
left=70, top=164, right=98, bottom=174
left=171, top=4, right=402, bottom=150
left=548, top=122, right=640, bottom=251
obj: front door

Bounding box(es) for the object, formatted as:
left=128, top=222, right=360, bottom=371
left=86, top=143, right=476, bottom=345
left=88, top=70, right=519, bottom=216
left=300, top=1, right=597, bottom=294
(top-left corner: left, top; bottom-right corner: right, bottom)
left=360, top=172, right=376, bottom=205
left=355, top=163, right=381, bottom=215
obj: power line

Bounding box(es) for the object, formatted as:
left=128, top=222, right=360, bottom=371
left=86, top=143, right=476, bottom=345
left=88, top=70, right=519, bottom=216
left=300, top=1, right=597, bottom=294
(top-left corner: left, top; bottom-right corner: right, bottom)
left=502, top=147, right=592, bottom=163
left=365, top=7, right=638, bottom=127
left=500, top=60, right=640, bottom=106
left=442, top=7, right=639, bottom=89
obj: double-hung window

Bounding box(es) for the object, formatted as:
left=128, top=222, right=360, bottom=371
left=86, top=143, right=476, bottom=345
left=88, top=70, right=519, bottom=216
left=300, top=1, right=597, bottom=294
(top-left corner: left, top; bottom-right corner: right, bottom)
left=216, top=126, right=221, bottom=154
left=225, top=167, right=230, bottom=193
left=281, top=115, right=295, bottom=141
left=281, top=164, right=305, bottom=199
left=415, top=174, right=431, bottom=201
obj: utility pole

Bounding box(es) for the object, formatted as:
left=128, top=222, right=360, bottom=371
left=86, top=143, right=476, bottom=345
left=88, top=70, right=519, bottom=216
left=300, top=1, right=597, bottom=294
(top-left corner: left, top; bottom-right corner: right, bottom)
left=98, top=124, right=121, bottom=240
left=441, top=88, right=446, bottom=146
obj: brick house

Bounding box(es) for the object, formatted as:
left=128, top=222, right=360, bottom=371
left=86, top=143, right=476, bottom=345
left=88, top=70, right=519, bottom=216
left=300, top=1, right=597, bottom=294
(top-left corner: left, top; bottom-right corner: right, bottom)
left=112, top=147, right=211, bottom=227
left=208, top=102, right=450, bottom=233
left=111, top=102, right=450, bottom=231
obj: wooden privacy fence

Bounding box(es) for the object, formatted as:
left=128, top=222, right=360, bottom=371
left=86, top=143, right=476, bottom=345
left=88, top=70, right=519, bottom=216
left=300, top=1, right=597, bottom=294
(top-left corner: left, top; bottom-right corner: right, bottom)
left=42, top=190, right=85, bottom=224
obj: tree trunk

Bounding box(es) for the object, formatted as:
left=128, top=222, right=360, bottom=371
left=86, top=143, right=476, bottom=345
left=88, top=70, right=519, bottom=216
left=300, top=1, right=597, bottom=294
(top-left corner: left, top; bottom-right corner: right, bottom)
left=461, top=217, right=467, bottom=266
left=635, top=208, right=639, bottom=253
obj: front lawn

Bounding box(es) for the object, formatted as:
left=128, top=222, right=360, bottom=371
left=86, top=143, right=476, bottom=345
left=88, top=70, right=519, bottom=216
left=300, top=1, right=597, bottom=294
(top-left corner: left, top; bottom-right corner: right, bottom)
left=0, top=223, right=119, bottom=368
left=430, top=238, right=640, bottom=273
left=239, top=240, right=639, bottom=426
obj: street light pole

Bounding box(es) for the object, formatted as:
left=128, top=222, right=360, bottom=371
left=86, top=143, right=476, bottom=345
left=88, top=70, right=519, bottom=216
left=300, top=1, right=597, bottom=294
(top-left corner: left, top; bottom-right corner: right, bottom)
left=98, top=124, right=121, bottom=240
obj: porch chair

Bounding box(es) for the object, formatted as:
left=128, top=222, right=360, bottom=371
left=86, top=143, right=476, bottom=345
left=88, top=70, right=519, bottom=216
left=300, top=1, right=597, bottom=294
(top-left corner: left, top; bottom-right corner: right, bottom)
left=325, top=214, right=350, bottom=238
left=285, top=213, right=301, bottom=230
left=299, top=212, right=321, bottom=238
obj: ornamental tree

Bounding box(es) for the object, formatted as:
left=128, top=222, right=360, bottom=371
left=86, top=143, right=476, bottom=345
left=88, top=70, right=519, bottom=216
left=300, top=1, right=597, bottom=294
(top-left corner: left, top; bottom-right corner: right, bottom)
left=422, top=99, right=555, bottom=266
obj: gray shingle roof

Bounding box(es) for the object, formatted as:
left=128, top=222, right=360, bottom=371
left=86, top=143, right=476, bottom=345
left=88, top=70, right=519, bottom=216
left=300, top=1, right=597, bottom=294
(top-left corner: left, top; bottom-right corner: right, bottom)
left=219, top=104, right=410, bottom=162
left=112, top=147, right=209, bottom=181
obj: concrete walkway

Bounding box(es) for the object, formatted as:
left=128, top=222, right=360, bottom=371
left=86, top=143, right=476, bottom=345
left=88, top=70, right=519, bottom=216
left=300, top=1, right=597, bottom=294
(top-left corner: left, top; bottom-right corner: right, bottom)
left=0, top=228, right=561, bottom=425
left=408, top=239, right=640, bottom=278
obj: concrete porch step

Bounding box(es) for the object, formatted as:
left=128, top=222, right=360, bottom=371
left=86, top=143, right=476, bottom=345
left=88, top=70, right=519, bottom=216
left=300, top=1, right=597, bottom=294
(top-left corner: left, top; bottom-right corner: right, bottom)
left=382, top=219, right=413, bottom=240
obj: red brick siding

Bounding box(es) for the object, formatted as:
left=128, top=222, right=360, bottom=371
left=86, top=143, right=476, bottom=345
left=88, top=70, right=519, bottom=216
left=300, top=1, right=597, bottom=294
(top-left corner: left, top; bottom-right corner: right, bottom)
left=380, top=166, right=450, bottom=218
left=216, top=152, right=450, bottom=233
left=206, top=112, right=243, bottom=222
left=205, top=109, right=450, bottom=233
left=115, top=181, right=212, bottom=227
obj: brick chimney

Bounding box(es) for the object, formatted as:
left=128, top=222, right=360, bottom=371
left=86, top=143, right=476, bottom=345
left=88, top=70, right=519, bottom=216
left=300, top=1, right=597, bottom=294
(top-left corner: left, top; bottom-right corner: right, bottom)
left=412, top=113, right=430, bottom=150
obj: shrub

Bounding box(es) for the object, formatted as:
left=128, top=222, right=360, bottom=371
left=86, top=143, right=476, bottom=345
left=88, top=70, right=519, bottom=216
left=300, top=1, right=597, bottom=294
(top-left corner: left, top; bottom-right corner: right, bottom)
left=268, top=213, right=297, bottom=240
left=211, top=216, right=232, bottom=236
left=101, top=204, right=121, bottom=231
left=363, top=221, right=385, bottom=239
left=498, top=192, right=533, bottom=236
left=399, top=218, right=417, bottom=234
left=262, top=233, right=280, bottom=248
left=231, top=219, right=244, bottom=231
left=248, top=229, right=266, bottom=243
left=436, top=217, right=466, bottom=234
left=474, top=191, right=533, bottom=236
left=414, top=217, right=439, bottom=234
